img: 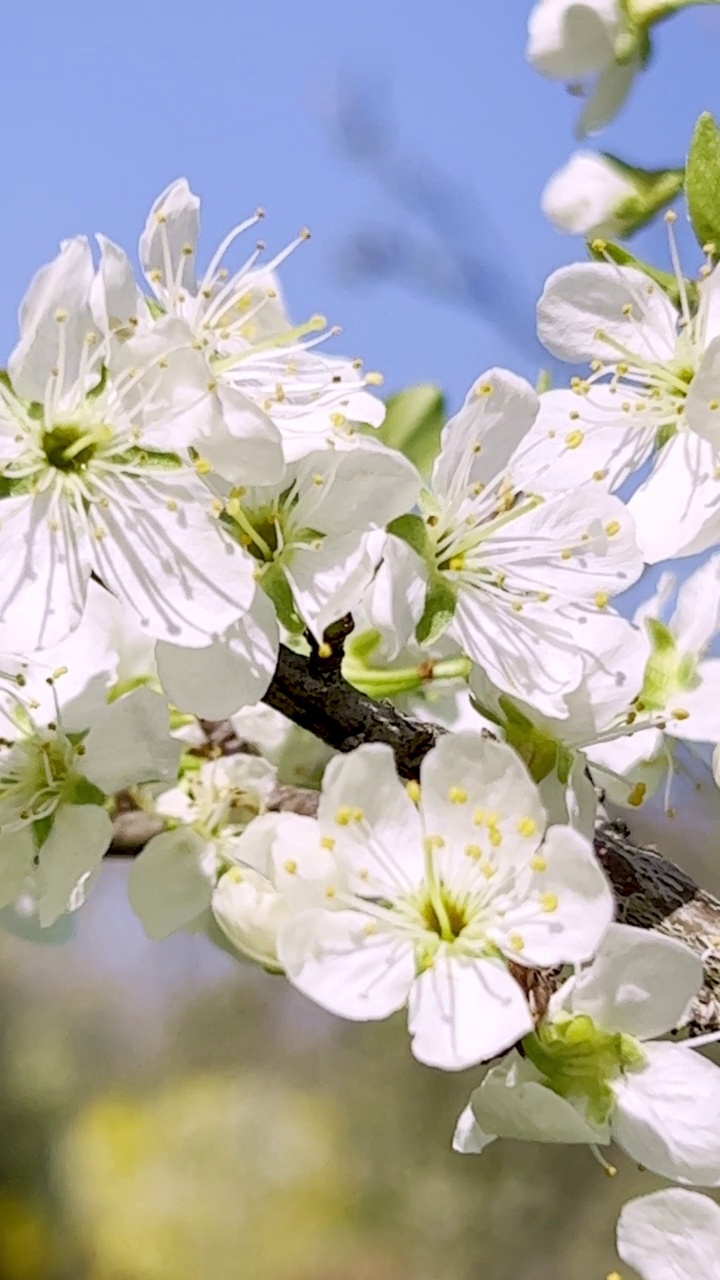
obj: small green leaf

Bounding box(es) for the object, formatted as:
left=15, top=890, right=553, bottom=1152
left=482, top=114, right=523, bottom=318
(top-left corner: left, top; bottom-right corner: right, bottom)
left=386, top=513, right=431, bottom=561
left=587, top=238, right=697, bottom=310
left=372, top=385, right=445, bottom=479
left=686, top=112, right=720, bottom=259
left=64, top=776, right=107, bottom=807
left=415, top=577, right=456, bottom=646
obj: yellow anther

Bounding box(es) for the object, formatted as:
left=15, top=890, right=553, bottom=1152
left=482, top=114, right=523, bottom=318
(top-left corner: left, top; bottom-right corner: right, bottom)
left=627, top=782, right=646, bottom=808
left=564, top=429, right=584, bottom=449
left=710, top=400, right=720, bottom=411
left=560, top=548, right=573, bottom=560
left=621, top=302, right=633, bottom=316
left=363, top=921, right=378, bottom=936
left=54, top=308, right=68, bottom=322
left=324, top=885, right=337, bottom=899
left=194, top=457, right=212, bottom=475
left=405, top=780, right=421, bottom=804
left=365, top=371, right=384, bottom=386
left=568, top=409, right=580, bottom=421
left=477, top=382, right=493, bottom=396
left=317, top=642, right=332, bottom=659
left=537, top=591, right=550, bottom=603
left=351, top=808, right=364, bottom=823
left=448, top=555, right=465, bottom=572
left=335, top=806, right=353, bottom=826
left=480, top=863, right=495, bottom=879
left=423, top=835, right=446, bottom=852
left=670, top=707, right=690, bottom=720
left=330, top=413, right=347, bottom=426
left=592, top=469, right=607, bottom=482
left=540, top=893, right=558, bottom=913
left=473, top=808, right=485, bottom=826
left=51, top=666, right=68, bottom=681
left=488, top=826, right=502, bottom=848
left=517, top=817, right=537, bottom=838
left=448, top=786, right=468, bottom=804
left=590, top=238, right=607, bottom=253
left=511, top=601, right=523, bottom=613
left=464, top=843, right=482, bottom=860
left=300, top=226, right=311, bottom=240
left=508, top=933, right=524, bottom=953
left=312, top=473, right=325, bottom=486
left=320, top=836, right=335, bottom=850
left=149, top=267, right=162, bottom=283
left=283, top=860, right=298, bottom=874
left=594, top=591, right=609, bottom=609
left=665, top=209, right=678, bottom=224
left=605, top=520, right=620, bottom=537
left=426, top=514, right=439, bottom=527
left=530, top=854, right=547, bottom=872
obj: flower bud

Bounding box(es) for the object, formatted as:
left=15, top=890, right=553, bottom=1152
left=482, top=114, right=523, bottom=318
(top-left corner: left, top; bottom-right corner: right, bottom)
left=542, top=152, right=684, bottom=239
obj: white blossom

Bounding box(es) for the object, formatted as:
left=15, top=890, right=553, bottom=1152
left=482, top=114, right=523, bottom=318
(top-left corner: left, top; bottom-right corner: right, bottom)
left=541, top=151, right=682, bottom=239
left=526, top=247, right=720, bottom=561
left=527, top=0, right=643, bottom=136
left=98, top=179, right=385, bottom=475
left=277, top=732, right=613, bottom=1071
left=128, top=753, right=278, bottom=940
left=380, top=368, right=643, bottom=716
left=454, top=924, right=720, bottom=1185
left=0, top=238, right=256, bottom=650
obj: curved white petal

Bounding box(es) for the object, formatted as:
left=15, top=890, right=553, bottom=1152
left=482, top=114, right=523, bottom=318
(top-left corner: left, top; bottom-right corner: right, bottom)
left=432, top=369, right=539, bottom=502
left=0, top=827, right=37, bottom=910
left=278, top=908, right=416, bottom=1020
left=139, top=177, right=200, bottom=296
left=318, top=744, right=424, bottom=892
left=128, top=826, right=216, bottom=940
left=537, top=263, right=677, bottom=365
left=81, top=686, right=181, bottom=793
left=617, top=1188, right=720, bottom=1280
left=577, top=55, right=637, bottom=138
left=0, top=493, right=91, bottom=651
left=408, top=955, right=534, bottom=1069
left=571, top=923, right=703, bottom=1040
left=9, top=237, right=98, bottom=401
left=156, top=588, right=278, bottom=719
left=612, top=1042, right=720, bottom=1185
left=37, top=803, right=112, bottom=926
left=527, top=0, right=618, bottom=78
left=628, top=432, right=720, bottom=562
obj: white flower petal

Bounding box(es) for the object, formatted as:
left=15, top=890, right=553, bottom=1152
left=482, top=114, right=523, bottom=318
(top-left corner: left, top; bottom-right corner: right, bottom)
left=407, top=955, right=534, bottom=1070
left=319, top=745, right=424, bottom=892
left=617, top=1188, right=720, bottom=1280
left=432, top=369, right=539, bottom=501
left=81, top=687, right=181, bottom=793
left=212, top=865, right=287, bottom=967
left=139, top=177, right=200, bottom=296
left=571, top=923, right=703, bottom=1039
left=577, top=55, right=637, bottom=137
left=670, top=554, right=720, bottom=656
left=628, top=433, right=720, bottom=562
left=494, top=824, right=612, bottom=967
left=37, top=803, right=113, bottom=926
left=0, top=493, right=91, bottom=650
left=685, top=337, right=720, bottom=445
left=0, top=827, right=37, bottom=910
left=612, top=1042, right=720, bottom=1186
left=128, top=826, right=216, bottom=940
left=9, top=237, right=98, bottom=401
left=537, top=263, right=677, bottom=365
left=279, top=908, right=416, bottom=1020
left=156, top=588, right=278, bottom=719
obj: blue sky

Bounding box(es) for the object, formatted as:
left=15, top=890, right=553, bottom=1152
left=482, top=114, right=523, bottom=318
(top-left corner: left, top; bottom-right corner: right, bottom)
left=2, top=0, right=719, bottom=410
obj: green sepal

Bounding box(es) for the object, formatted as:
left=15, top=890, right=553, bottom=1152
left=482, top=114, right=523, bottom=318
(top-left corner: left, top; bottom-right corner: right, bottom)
left=63, top=776, right=107, bottom=808
left=386, top=513, right=431, bottom=562
left=259, top=564, right=304, bottom=635
left=370, top=385, right=445, bottom=479
left=346, top=628, right=382, bottom=662
left=415, top=577, right=456, bottom=646
left=639, top=617, right=678, bottom=711
left=496, top=696, right=560, bottom=784
left=686, top=112, right=720, bottom=261
left=588, top=238, right=697, bottom=310
left=121, top=446, right=184, bottom=470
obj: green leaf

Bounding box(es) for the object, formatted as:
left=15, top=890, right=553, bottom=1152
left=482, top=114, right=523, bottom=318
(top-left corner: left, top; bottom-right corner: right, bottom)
left=372, top=385, right=445, bottom=479
left=386, top=513, right=431, bottom=561
left=587, top=238, right=697, bottom=311
left=686, top=112, right=720, bottom=259
left=415, top=577, right=456, bottom=647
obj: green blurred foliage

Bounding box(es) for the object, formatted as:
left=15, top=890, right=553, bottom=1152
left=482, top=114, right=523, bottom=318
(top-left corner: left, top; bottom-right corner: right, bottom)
left=372, top=385, right=445, bottom=479
left=687, top=111, right=720, bottom=259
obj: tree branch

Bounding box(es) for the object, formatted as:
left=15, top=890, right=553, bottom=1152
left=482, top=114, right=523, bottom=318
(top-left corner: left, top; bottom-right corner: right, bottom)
left=110, top=642, right=720, bottom=1035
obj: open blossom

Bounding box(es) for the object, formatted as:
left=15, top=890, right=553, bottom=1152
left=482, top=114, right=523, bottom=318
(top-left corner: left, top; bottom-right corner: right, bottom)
left=527, top=0, right=644, bottom=136
left=154, top=444, right=420, bottom=719
left=128, top=754, right=278, bottom=940
left=454, top=924, right=720, bottom=1185
left=616, top=1188, right=720, bottom=1280
left=0, top=237, right=256, bottom=651
left=277, top=733, right=613, bottom=1071
left=97, top=178, right=385, bottom=476
left=0, top=611, right=180, bottom=926
left=524, top=244, right=720, bottom=561
left=377, top=368, right=643, bottom=717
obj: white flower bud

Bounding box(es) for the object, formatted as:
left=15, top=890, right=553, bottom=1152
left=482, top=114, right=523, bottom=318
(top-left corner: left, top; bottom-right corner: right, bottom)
left=542, top=152, right=639, bottom=238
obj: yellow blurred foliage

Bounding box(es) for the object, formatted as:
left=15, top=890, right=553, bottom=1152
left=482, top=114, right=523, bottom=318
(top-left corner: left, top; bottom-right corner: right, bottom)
left=0, top=1194, right=57, bottom=1280
left=55, top=1073, right=359, bottom=1280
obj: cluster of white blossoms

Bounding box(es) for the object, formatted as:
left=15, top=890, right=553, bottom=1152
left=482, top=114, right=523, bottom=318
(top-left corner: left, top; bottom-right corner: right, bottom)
left=4, top=139, right=720, bottom=1268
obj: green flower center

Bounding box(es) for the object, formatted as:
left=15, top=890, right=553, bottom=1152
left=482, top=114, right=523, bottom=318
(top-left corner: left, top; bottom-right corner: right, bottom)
left=41, top=423, right=109, bottom=472
left=522, top=1013, right=646, bottom=1126
left=419, top=883, right=469, bottom=941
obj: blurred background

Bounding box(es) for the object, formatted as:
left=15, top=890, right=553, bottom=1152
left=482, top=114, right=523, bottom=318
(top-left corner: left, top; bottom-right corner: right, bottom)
left=2, top=2, right=720, bottom=1276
